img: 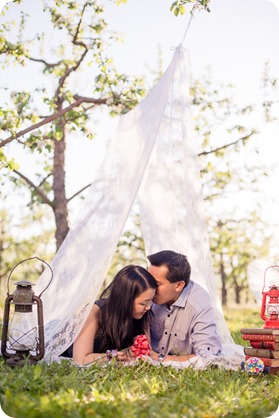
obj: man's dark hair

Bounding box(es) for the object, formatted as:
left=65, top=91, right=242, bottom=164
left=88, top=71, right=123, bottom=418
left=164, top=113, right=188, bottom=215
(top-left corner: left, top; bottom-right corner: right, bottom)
left=147, top=250, right=191, bottom=286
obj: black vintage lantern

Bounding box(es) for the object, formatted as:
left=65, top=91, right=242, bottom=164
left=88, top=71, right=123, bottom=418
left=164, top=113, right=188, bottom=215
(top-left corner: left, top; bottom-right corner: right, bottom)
left=1, top=257, right=53, bottom=367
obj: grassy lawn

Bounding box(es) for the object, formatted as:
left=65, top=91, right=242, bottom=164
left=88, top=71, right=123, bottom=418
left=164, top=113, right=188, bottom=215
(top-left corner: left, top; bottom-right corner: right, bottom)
left=1, top=307, right=278, bottom=418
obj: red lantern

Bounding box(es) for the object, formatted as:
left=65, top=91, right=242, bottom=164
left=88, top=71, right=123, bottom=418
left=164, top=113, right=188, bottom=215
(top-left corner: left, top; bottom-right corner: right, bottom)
left=261, top=265, right=279, bottom=329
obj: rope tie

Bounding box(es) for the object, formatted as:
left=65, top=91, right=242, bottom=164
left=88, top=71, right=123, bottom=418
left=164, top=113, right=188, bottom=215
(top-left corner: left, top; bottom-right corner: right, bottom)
left=170, top=4, right=198, bottom=51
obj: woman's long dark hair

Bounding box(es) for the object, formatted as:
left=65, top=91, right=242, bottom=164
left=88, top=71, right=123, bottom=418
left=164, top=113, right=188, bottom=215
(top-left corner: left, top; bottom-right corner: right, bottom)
left=99, top=265, right=157, bottom=350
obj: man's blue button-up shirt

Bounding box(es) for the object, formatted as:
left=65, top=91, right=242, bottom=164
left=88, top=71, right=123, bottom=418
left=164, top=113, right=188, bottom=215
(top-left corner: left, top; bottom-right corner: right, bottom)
left=150, top=280, right=222, bottom=358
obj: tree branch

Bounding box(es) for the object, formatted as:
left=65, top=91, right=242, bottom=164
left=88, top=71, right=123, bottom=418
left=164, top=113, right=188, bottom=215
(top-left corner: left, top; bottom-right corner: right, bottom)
left=28, top=56, right=63, bottom=67
left=55, top=48, right=88, bottom=97
left=0, top=96, right=108, bottom=148
left=38, top=173, right=53, bottom=188
left=67, top=183, right=92, bottom=202
left=55, top=5, right=90, bottom=97
left=72, top=2, right=87, bottom=46
left=13, top=169, right=53, bottom=207
left=198, top=131, right=256, bottom=156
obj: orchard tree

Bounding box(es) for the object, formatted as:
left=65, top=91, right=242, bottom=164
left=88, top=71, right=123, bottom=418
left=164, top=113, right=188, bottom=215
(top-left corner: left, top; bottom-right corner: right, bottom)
left=0, top=0, right=146, bottom=250
left=210, top=216, right=271, bottom=305
left=0, top=207, right=54, bottom=300
left=190, top=73, right=275, bottom=305
left=190, top=76, right=260, bottom=201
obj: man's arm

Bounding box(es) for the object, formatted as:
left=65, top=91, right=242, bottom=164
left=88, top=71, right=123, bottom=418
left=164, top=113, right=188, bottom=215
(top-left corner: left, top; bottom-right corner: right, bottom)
left=189, top=305, right=222, bottom=358
left=150, top=349, right=196, bottom=363
left=162, top=353, right=196, bottom=362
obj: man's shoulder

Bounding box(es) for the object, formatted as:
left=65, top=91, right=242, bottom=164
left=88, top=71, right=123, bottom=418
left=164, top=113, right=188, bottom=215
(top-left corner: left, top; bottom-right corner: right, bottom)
left=190, top=280, right=210, bottom=294
left=151, top=302, right=165, bottom=313
left=188, top=281, right=213, bottom=308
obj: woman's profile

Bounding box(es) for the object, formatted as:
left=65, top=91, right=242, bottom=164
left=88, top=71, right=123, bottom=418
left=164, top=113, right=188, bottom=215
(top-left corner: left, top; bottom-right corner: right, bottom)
left=63, top=264, right=157, bottom=365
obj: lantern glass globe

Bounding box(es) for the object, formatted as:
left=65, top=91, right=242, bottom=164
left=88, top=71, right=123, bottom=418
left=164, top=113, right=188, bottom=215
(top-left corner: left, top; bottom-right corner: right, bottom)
left=8, top=311, right=38, bottom=351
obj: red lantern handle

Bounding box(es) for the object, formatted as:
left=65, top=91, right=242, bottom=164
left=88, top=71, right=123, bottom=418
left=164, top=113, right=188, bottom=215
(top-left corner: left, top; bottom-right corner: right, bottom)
left=262, top=265, right=279, bottom=293
left=261, top=292, right=267, bottom=321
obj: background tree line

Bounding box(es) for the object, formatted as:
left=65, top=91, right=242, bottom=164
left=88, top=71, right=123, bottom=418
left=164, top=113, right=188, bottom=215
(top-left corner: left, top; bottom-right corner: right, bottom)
left=0, top=0, right=278, bottom=306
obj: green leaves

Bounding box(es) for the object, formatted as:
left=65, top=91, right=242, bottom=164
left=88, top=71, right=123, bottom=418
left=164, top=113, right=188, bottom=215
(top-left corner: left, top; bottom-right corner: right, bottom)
left=93, top=51, right=147, bottom=116
left=170, top=0, right=211, bottom=16
left=0, top=149, right=19, bottom=170
left=54, top=124, right=63, bottom=141
left=170, top=2, right=186, bottom=16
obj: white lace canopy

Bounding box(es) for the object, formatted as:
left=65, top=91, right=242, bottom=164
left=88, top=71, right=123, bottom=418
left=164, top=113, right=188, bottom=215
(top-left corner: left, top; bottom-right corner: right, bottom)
left=34, top=46, right=244, bottom=368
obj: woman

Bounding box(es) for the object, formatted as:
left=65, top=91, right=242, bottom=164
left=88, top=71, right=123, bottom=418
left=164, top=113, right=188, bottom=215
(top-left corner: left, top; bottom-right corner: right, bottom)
left=69, top=264, right=157, bottom=365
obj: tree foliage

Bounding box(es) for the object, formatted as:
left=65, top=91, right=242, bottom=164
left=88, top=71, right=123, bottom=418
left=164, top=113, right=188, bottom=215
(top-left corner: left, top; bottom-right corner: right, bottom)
left=115, top=0, right=211, bottom=17
left=170, top=0, right=211, bottom=16
left=0, top=0, right=147, bottom=249
left=190, top=75, right=261, bottom=201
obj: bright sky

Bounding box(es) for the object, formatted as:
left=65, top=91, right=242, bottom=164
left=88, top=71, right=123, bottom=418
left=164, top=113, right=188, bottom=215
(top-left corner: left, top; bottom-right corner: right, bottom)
left=1, top=0, right=279, bottom=254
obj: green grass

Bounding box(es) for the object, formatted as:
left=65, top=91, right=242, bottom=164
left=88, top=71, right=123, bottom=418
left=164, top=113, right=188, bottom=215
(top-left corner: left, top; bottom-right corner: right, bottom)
left=1, top=308, right=278, bottom=418
left=223, top=306, right=264, bottom=345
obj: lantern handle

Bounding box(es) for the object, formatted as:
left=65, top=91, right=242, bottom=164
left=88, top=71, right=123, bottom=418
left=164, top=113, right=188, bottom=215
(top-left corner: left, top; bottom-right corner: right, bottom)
left=262, top=265, right=279, bottom=293
left=7, top=256, right=53, bottom=297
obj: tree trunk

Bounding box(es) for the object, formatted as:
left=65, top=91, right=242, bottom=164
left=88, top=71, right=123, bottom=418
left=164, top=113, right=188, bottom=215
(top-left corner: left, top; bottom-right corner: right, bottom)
left=231, top=273, right=242, bottom=305
left=220, top=258, right=227, bottom=306
left=235, top=284, right=241, bottom=304
left=0, top=216, right=4, bottom=281
left=53, top=128, right=69, bottom=250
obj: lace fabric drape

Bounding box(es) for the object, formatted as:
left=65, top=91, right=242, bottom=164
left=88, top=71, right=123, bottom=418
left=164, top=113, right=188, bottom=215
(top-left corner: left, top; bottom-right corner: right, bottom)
left=33, top=46, right=244, bottom=367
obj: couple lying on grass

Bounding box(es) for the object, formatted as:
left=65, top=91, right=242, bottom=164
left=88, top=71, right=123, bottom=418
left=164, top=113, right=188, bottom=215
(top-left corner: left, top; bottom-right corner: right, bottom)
left=62, top=250, right=222, bottom=365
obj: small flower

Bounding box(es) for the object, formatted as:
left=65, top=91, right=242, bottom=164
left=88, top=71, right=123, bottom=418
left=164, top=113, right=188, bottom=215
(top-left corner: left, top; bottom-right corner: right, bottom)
left=106, top=349, right=117, bottom=361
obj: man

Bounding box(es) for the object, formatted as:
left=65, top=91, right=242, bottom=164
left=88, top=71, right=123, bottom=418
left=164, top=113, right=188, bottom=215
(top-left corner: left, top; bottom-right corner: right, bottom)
left=148, top=250, right=222, bottom=363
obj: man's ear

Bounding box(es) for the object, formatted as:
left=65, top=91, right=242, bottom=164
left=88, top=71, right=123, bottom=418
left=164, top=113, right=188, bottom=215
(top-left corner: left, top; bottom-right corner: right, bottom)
left=175, top=281, right=185, bottom=292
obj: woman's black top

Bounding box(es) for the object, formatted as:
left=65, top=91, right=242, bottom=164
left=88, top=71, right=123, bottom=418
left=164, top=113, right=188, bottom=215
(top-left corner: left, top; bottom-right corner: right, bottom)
left=61, top=299, right=142, bottom=357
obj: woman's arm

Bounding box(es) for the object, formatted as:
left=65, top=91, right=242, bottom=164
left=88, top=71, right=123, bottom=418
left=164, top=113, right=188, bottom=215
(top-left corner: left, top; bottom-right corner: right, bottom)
left=73, top=304, right=104, bottom=365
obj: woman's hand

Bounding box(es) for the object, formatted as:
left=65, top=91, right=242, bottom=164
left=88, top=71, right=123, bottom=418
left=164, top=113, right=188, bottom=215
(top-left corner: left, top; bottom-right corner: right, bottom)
left=116, top=349, right=134, bottom=362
